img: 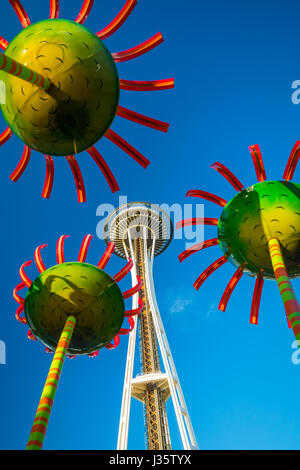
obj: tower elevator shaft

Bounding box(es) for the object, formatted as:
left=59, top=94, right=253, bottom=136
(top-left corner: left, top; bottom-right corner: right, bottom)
left=134, top=237, right=171, bottom=450
left=105, top=202, right=198, bottom=450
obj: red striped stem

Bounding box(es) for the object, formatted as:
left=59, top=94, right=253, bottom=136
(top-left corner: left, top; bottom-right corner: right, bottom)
left=0, top=51, right=51, bottom=90
left=268, top=238, right=300, bottom=342
left=26, top=316, right=77, bottom=450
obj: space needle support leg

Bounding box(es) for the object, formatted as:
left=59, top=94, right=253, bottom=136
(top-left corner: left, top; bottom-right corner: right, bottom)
left=26, top=315, right=77, bottom=450
left=117, top=237, right=139, bottom=450
left=268, top=238, right=300, bottom=343
left=142, top=233, right=197, bottom=450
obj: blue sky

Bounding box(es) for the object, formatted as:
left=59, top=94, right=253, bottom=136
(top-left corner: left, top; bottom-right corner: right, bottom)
left=0, top=0, right=300, bottom=450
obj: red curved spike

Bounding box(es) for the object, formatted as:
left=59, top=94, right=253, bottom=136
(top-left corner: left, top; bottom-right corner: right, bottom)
left=88, top=350, right=99, bottom=358
left=56, top=235, right=69, bottom=264
left=194, top=255, right=228, bottom=290
left=249, top=145, right=267, bottom=182
left=16, top=305, right=26, bottom=324
left=41, top=155, right=54, bottom=199
left=105, top=129, right=150, bottom=168
left=49, top=0, right=59, bottom=18
left=0, top=36, right=9, bottom=50
left=27, top=329, right=37, bottom=341
left=74, top=0, right=94, bottom=24
left=114, top=259, right=133, bottom=282
left=105, top=334, right=120, bottom=350
left=125, top=297, right=143, bottom=317
left=86, top=146, right=119, bottom=193
left=250, top=271, right=264, bottom=325
left=96, top=0, right=137, bottom=40
left=116, top=106, right=169, bottom=133
left=120, top=78, right=174, bottom=91
left=13, top=282, right=26, bottom=305
left=19, top=261, right=32, bottom=288
left=186, top=190, right=227, bottom=207
left=211, top=162, right=244, bottom=192
left=178, top=238, right=219, bottom=263
left=9, top=0, right=31, bottom=28
left=283, top=141, right=300, bottom=181
left=34, top=244, right=47, bottom=273
left=218, top=265, right=244, bottom=312
left=0, top=127, right=12, bottom=146
left=112, top=33, right=163, bottom=63
left=176, top=218, right=219, bottom=230
left=98, top=241, right=115, bottom=269
left=78, top=234, right=93, bottom=262
left=10, top=145, right=31, bottom=182
left=123, top=276, right=142, bottom=299
left=66, top=156, right=86, bottom=203
left=119, top=316, right=134, bottom=335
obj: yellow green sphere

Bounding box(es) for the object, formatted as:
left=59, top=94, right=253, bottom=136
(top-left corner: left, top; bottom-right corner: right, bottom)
left=25, top=262, right=125, bottom=355
left=0, top=19, right=120, bottom=156
left=218, top=181, right=300, bottom=279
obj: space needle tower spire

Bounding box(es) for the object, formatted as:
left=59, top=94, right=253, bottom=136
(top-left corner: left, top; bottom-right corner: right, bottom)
left=104, top=202, right=198, bottom=450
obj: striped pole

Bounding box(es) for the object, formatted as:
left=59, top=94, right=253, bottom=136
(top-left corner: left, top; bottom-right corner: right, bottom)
left=268, top=238, right=300, bottom=343
left=26, top=315, right=76, bottom=450
left=0, top=51, right=52, bottom=91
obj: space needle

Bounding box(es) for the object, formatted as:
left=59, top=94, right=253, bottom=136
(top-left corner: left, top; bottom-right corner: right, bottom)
left=104, top=202, right=198, bottom=450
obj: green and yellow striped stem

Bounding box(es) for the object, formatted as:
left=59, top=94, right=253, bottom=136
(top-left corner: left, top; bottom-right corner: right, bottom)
left=0, top=51, right=52, bottom=91
left=26, top=315, right=76, bottom=450
left=268, top=238, right=300, bottom=342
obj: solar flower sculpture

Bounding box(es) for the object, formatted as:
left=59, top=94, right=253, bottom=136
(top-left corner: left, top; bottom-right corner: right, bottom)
left=177, top=143, right=300, bottom=343
left=13, top=234, right=142, bottom=450
left=0, top=0, right=173, bottom=201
